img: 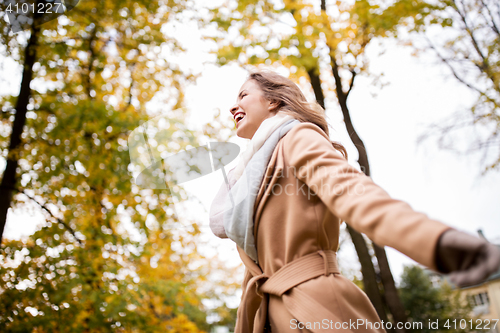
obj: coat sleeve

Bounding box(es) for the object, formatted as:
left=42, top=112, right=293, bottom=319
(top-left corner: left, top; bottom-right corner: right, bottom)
left=283, top=123, right=452, bottom=271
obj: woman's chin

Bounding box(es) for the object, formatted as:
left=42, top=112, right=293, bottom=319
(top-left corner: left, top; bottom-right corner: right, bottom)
left=236, top=131, right=251, bottom=139
left=236, top=124, right=251, bottom=139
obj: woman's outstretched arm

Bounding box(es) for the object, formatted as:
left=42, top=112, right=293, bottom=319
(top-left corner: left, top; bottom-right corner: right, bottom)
left=283, top=122, right=500, bottom=286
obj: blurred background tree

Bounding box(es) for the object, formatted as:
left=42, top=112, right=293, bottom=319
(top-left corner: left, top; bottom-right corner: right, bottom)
left=399, top=265, right=476, bottom=333
left=0, top=0, right=237, bottom=331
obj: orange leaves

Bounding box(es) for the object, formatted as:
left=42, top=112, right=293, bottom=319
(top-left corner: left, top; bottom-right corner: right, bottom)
left=1, top=0, right=237, bottom=331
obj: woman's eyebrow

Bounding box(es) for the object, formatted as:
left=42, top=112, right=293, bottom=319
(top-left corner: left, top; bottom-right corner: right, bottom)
left=238, top=90, right=247, bottom=100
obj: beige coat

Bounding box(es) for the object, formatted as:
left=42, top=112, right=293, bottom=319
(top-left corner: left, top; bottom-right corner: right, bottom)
left=229, top=122, right=451, bottom=333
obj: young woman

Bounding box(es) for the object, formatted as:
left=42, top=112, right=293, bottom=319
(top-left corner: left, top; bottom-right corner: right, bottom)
left=209, top=70, right=500, bottom=333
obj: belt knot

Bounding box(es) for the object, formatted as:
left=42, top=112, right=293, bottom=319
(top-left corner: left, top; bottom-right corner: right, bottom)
left=247, top=273, right=269, bottom=298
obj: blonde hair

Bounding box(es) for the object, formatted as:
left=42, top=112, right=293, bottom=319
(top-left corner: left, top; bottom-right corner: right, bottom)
left=248, top=70, right=347, bottom=159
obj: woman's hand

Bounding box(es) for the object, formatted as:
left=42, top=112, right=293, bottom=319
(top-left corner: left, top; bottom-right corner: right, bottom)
left=436, top=229, right=500, bottom=287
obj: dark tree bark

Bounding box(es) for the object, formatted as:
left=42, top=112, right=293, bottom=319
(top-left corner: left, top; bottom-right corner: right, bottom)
left=307, top=61, right=390, bottom=326
left=373, top=242, right=409, bottom=329
left=346, top=224, right=389, bottom=323
left=306, top=3, right=409, bottom=322
left=330, top=57, right=408, bottom=332
left=307, top=67, right=325, bottom=109
left=0, top=22, right=40, bottom=244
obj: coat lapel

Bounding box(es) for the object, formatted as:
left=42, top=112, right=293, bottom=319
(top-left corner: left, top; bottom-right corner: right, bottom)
left=253, top=139, right=285, bottom=237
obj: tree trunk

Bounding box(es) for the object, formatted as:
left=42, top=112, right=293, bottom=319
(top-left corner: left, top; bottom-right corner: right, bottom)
left=307, top=62, right=390, bottom=326
left=0, top=21, right=40, bottom=244
left=373, top=243, right=409, bottom=330
left=307, top=67, right=325, bottom=109
left=330, top=59, right=408, bottom=332
left=346, top=225, right=389, bottom=322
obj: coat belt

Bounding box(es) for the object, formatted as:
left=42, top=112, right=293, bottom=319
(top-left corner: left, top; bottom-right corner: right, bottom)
left=244, top=250, right=353, bottom=333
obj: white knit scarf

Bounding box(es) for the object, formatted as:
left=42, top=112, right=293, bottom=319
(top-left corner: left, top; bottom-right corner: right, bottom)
left=231, top=112, right=297, bottom=181
left=214, top=112, right=300, bottom=262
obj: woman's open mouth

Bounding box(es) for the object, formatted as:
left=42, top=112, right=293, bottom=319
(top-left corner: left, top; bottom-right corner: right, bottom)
left=234, top=112, right=246, bottom=125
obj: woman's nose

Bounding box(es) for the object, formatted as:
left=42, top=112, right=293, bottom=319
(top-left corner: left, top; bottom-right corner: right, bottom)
left=229, top=104, right=239, bottom=116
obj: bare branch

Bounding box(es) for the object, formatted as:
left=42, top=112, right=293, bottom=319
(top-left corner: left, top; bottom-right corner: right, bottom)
left=346, top=70, right=356, bottom=98
left=18, top=189, right=83, bottom=245
left=452, top=0, right=498, bottom=90
left=480, top=0, right=500, bottom=37
left=424, top=35, right=499, bottom=109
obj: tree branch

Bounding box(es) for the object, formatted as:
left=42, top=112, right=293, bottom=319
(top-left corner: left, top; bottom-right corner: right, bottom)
left=19, top=189, right=83, bottom=245
left=85, top=24, right=98, bottom=99
left=307, top=66, right=325, bottom=109
left=452, top=0, right=497, bottom=89
left=121, top=62, right=137, bottom=112
left=346, top=69, right=356, bottom=98
left=424, top=35, right=499, bottom=109
left=480, top=0, right=500, bottom=37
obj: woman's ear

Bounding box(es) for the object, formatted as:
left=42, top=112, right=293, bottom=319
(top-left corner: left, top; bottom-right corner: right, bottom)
left=268, top=99, right=280, bottom=112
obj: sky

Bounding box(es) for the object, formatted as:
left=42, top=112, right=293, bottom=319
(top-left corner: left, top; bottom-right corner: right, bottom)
left=2, top=12, right=500, bottom=290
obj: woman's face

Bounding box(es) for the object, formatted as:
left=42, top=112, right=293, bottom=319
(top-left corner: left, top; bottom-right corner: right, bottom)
left=229, top=79, right=277, bottom=139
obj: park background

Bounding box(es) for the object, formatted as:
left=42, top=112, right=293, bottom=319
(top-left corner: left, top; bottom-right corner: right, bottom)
left=1, top=0, right=499, bottom=332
